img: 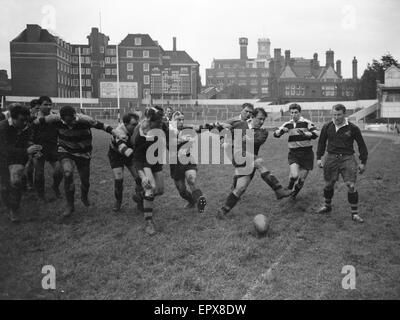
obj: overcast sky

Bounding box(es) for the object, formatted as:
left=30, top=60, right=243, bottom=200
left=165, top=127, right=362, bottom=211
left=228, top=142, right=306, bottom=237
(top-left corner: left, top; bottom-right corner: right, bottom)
left=1, top=0, right=399, bottom=82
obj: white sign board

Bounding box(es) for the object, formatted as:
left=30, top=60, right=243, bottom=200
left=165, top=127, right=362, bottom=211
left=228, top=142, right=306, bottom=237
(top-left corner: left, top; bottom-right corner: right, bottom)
left=100, top=82, right=138, bottom=98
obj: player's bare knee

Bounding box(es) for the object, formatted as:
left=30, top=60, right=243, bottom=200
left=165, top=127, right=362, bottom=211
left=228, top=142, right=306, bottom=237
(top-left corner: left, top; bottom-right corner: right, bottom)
left=186, top=174, right=196, bottom=186
left=254, top=157, right=264, bottom=169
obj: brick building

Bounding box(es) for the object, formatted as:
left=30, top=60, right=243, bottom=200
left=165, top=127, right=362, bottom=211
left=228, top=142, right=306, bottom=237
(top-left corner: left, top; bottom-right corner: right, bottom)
left=206, top=37, right=270, bottom=98
left=205, top=38, right=359, bottom=102
left=9, top=25, right=200, bottom=104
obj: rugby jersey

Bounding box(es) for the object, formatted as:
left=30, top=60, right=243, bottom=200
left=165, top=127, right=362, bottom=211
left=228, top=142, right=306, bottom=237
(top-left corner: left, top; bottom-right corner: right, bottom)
left=274, top=117, right=318, bottom=149
left=219, top=119, right=268, bottom=156
left=109, top=123, right=134, bottom=158
left=39, top=114, right=113, bottom=159
left=130, top=120, right=169, bottom=163
left=317, top=120, right=368, bottom=164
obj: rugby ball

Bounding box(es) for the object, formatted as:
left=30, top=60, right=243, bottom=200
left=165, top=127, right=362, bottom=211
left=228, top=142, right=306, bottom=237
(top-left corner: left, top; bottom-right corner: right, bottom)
left=253, top=214, right=269, bottom=235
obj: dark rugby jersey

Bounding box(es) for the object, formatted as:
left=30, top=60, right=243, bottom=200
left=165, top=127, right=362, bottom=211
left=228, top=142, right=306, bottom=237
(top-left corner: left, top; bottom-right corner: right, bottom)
left=0, top=118, right=32, bottom=166
left=229, top=120, right=269, bottom=156
left=317, top=120, right=368, bottom=164
left=130, top=120, right=169, bottom=163
left=274, top=117, right=318, bottom=149
left=40, top=114, right=113, bottom=159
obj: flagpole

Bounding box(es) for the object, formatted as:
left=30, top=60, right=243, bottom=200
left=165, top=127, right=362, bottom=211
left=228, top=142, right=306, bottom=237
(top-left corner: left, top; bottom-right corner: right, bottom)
left=116, top=44, right=121, bottom=123
left=78, top=47, right=83, bottom=113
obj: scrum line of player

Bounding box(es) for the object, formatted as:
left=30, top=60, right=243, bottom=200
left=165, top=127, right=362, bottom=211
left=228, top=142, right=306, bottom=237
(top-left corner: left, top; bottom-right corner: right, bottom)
left=0, top=100, right=367, bottom=236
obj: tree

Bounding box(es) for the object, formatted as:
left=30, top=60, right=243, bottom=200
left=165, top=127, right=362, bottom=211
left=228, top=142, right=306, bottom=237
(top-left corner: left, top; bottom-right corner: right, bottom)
left=359, top=53, right=399, bottom=99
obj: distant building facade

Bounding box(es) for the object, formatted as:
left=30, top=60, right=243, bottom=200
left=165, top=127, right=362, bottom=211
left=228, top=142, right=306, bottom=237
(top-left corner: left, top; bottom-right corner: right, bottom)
left=205, top=38, right=359, bottom=102
left=205, top=37, right=270, bottom=98
left=377, top=65, right=400, bottom=118
left=10, top=25, right=200, bottom=104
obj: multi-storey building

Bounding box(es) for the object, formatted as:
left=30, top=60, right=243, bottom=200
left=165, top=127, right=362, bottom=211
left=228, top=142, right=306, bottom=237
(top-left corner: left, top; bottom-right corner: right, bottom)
left=206, top=37, right=271, bottom=98
left=205, top=38, right=359, bottom=102
left=9, top=25, right=200, bottom=104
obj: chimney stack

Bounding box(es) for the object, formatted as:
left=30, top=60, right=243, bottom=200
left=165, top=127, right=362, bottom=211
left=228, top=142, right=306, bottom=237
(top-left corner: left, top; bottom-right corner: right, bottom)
left=285, top=50, right=291, bottom=64
left=352, top=56, right=358, bottom=79
left=326, top=49, right=334, bottom=68
left=336, top=60, right=342, bottom=77
left=26, top=24, right=41, bottom=42
left=274, top=48, right=282, bottom=61
left=239, top=37, right=248, bottom=60
left=173, top=37, right=177, bottom=51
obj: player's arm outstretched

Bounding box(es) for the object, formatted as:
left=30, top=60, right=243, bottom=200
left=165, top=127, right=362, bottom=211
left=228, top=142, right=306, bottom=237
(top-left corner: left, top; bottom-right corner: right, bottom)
left=113, top=126, right=134, bottom=158
left=77, top=114, right=115, bottom=135
left=273, top=123, right=290, bottom=138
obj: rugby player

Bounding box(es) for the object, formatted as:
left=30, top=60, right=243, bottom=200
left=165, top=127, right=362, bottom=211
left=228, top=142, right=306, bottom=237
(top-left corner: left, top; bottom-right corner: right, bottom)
left=273, top=103, right=319, bottom=198
left=108, top=112, right=142, bottom=212
left=34, top=106, right=115, bottom=217
left=130, top=106, right=168, bottom=236
left=316, top=104, right=368, bottom=223
left=30, top=96, right=63, bottom=201
left=169, top=111, right=207, bottom=213
left=0, top=104, right=42, bottom=222
left=216, top=107, right=292, bottom=219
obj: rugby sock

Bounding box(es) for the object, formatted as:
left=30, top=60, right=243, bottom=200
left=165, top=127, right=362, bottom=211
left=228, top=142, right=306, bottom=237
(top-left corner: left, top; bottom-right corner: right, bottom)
left=288, top=177, right=298, bottom=190
left=261, top=171, right=282, bottom=191
left=114, top=179, right=123, bottom=202
left=64, top=175, right=75, bottom=208
left=192, top=189, right=203, bottom=203
left=348, top=191, right=359, bottom=215
left=179, top=189, right=194, bottom=203
left=323, top=188, right=334, bottom=208
left=144, top=208, right=153, bottom=220
left=293, top=179, right=305, bottom=196
left=53, top=168, right=63, bottom=190
left=223, top=192, right=239, bottom=212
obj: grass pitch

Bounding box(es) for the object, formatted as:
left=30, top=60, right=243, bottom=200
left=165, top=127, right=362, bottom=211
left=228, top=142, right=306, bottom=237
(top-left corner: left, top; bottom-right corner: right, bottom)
left=1, top=130, right=399, bottom=299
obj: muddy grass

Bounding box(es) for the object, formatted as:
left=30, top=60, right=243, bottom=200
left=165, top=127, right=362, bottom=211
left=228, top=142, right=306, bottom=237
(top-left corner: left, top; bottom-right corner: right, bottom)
left=1, top=131, right=399, bottom=299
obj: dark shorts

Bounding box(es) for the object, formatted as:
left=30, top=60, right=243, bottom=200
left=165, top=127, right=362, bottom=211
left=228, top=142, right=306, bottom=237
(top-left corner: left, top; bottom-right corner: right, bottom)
left=108, top=149, right=133, bottom=169
left=323, top=153, right=357, bottom=183
left=41, top=148, right=59, bottom=163
left=288, top=147, right=314, bottom=171
left=133, top=159, right=163, bottom=174
left=58, top=152, right=91, bottom=168
left=170, top=163, right=198, bottom=181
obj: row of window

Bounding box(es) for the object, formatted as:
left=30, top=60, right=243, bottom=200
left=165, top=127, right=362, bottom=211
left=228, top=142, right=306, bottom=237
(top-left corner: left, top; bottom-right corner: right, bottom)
left=57, top=88, right=91, bottom=99
left=208, top=79, right=268, bottom=86
left=215, top=63, right=267, bottom=69
left=214, top=72, right=268, bottom=78
left=127, top=63, right=150, bottom=71
left=285, top=84, right=306, bottom=96
left=126, top=50, right=150, bottom=58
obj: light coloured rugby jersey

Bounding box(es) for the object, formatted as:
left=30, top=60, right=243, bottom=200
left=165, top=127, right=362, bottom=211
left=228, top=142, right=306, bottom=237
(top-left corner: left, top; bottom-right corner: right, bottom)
left=274, top=117, right=319, bottom=149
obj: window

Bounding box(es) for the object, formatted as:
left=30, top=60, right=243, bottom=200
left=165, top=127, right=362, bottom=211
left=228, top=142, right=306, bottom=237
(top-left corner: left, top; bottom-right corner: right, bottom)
left=85, top=57, right=91, bottom=64
left=83, top=48, right=90, bottom=55
left=72, top=56, right=78, bottom=63
left=143, top=63, right=149, bottom=72
left=105, top=68, right=111, bottom=75
left=100, top=61, right=105, bottom=67
left=250, top=79, right=257, bottom=85
left=257, top=62, right=265, bottom=68
left=322, top=85, right=336, bottom=97
left=127, top=63, right=133, bottom=71
left=127, top=75, right=134, bottom=80
left=105, top=57, right=111, bottom=64
left=143, top=50, right=149, bottom=58
left=127, top=50, right=133, bottom=58
left=144, top=75, right=150, bottom=84
left=80, top=56, right=85, bottom=64
left=86, top=68, right=91, bottom=75
left=143, top=88, right=150, bottom=99
left=73, top=79, right=79, bottom=86
left=135, top=37, right=142, bottom=45
left=73, top=68, right=78, bottom=75
left=112, top=68, right=117, bottom=75
left=86, top=91, right=92, bottom=98
left=86, top=79, right=91, bottom=87
left=111, top=57, right=117, bottom=64
left=100, top=46, right=105, bottom=53
left=107, top=48, right=116, bottom=55
left=261, top=87, right=269, bottom=94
